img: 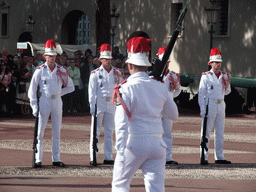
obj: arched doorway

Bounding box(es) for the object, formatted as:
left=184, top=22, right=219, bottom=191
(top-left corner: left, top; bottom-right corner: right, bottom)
left=17, top=32, right=33, bottom=56
left=18, top=32, right=33, bottom=43
left=61, top=10, right=91, bottom=45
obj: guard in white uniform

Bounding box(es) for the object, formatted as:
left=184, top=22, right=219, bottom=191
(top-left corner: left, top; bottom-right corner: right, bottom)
left=157, top=47, right=181, bottom=165
left=198, top=48, right=231, bottom=165
left=28, top=39, right=74, bottom=168
left=89, top=44, right=123, bottom=165
left=112, top=37, right=179, bottom=192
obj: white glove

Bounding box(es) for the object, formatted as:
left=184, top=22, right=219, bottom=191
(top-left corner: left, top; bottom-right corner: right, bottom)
left=31, top=104, right=38, bottom=117
left=33, top=111, right=38, bottom=117
left=90, top=106, right=95, bottom=116
left=200, top=110, right=206, bottom=118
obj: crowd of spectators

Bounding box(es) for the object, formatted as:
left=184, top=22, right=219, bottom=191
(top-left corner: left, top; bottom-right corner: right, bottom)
left=0, top=45, right=129, bottom=116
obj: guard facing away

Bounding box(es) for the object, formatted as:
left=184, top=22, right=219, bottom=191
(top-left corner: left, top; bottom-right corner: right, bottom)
left=198, top=48, right=231, bottom=165
left=157, top=47, right=181, bottom=165
left=88, top=43, right=123, bottom=166
left=112, top=37, right=179, bottom=192
left=28, top=39, right=75, bottom=168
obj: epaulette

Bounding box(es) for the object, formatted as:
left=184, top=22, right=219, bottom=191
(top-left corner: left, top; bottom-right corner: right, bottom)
left=36, top=64, right=45, bottom=69
left=152, top=77, right=164, bottom=83
left=171, top=71, right=180, bottom=77
left=222, top=71, right=230, bottom=78
left=114, top=66, right=123, bottom=72
left=120, top=79, right=127, bottom=85
left=201, top=71, right=212, bottom=75
left=91, top=67, right=100, bottom=74
left=113, top=66, right=124, bottom=76
left=56, top=64, right=68, bottom=74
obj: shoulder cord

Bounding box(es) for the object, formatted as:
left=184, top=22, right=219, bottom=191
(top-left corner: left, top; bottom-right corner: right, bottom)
left=169, top=72, right=180, bottom=91
left=222, top=73, right=231, bottom=91
left=57, top=68, right=69, bottom=87
left=112, top=79, right=131, bottom=120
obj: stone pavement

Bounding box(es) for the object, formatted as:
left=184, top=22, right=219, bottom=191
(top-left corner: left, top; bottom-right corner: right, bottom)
left=0, top=109, right=255, bottom=192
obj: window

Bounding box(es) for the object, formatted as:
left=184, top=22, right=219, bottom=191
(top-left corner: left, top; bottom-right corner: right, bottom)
left=1, top=12, right=7, bottom=36
left=0, top=1, right=9, bottom=37
left=214, top=0, right=230, bottom=36
left=76, top=14, right=90, bottom=45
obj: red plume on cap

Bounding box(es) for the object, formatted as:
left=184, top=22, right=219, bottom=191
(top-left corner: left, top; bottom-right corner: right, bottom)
left=127, top=37, right=152, bottom=54
left=157, top=47, right=166, bottom=55
left=125, top=37, right=152, bottom=67
left=97, top=44, right=112, bottom=59
left=208, top=47, right=223, bottom=64
left=44, top=39, right=57, bottom=56
left=44, top=39, right=56, bottom=49
left=97, top=43, right=111, bottom=52
left=210, top=47, right=222, bottom=57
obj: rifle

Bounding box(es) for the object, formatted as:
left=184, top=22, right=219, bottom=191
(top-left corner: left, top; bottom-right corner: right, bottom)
left=200, top=99, right=209, bottom=165
left=152, top=1, right=188, bottom=81
left=32, top=86, right=39, bottom=168
left=92, top=102, right=98, bottom=166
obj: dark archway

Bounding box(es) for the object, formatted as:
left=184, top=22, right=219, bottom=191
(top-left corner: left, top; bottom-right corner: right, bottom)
left=61, top=10, right=84, bottom=45
left=17, top=32, right=33, bottom=56
left=18, top=32, right=33, bottom=42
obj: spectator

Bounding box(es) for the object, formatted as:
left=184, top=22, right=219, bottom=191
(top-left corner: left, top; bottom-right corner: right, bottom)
left=60, top=55, right=68, bottom=67
left=74, top=50, right=83, bottom=62
left=2, top=49, right=8, bottom=58
left=95, top=49, right=100, bottom=58
left=59, top=55, right=69, bottom=113
left=56, top=54, right=61, bottom=64
left=115, top=58, right=123, bottom=68
left=112, top=45, right=124, bottom=61
left=93, top=57, right=101, bottom=68
left=22, top=55, right=29, bottom=65
left=27, top=57, right=36, bottom=73
left=88, top=55, right=97, bottom=72
left=61, top=51, right=68, bottom=57
left=16, top=62, right=33, bottom=114
left=84, top=49, right=92, bottom=61
left=80, top=59, right=90, bottom=112
left=67, top=58, right=81, bottom=113
left=0, top=60, right=12, bottom=115
left=34, top=51, right=44, bottom=66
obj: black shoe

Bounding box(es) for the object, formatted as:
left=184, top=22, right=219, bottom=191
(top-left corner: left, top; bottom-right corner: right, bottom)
left=200, top=160, right=209, bottom=165
left=166, top=160, right=178, bottom=165
left=33, top=162, right=42, bottom=168
left=90, top=161, right=97, bottom=166
left=103, top=160, right=114, bottom=165
left=52, top=161, right=65, bottom=167
left=215, top=160, right=231, bottom=164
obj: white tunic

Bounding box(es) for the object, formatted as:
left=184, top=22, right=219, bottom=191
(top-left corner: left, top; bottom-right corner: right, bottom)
left=112, top=71, right=178, bottom=192
left=88, top=65, right=123, bottom=114
left=198, top=69, right=231, bottom=111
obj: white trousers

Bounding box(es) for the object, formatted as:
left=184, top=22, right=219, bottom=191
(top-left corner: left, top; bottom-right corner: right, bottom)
left=90, top=111, right=115, bottom=161
left=200, top=100, right=226, bottom=160
left=112, top=135, right=167, bottom=192
left=36, top=96, right=62, bottom=163
left=162, top=118, right=173, bottom=161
